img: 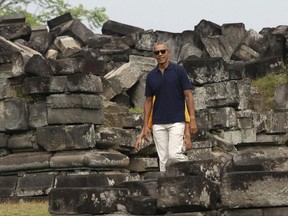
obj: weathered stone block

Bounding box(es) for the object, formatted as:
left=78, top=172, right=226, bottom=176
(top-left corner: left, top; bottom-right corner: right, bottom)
left=54, top=35, right=81, bottom=57
left=245, top=56, right=283, bottom=79
left=49, top=187, right=129, bottom=215
left=0, top=152, right=52, bottom=173
left=128, top=157, right=158, bottom=172
left=47, top=12, right=73, bottom=29
left=55, top=173, right=139, bottom=188
left=221, top=171, right=288, bottom=209
left=194, top=81, right=240, bottom=110
left=28, top=102, right=47, bottom=128
left=222, top=23, right=246, bottom=50
left=36, top=124, right=96, bottom=151
left=183, top=57, right=229, bottom=85
left=0, top=176, right=18, bottom=197
left=50, top=150, right=129, bottom=169
left=125, top=196, right=158, bottom=215
left=47, top=94, right=102, bottom=109
left=102, top=19, right=144, bottom=36
left=0, top=51, right=24, bottom=78
left=7, top=131, right=34, bottom=150
left=0, top=23, right=31, bottom=41
left=194, top=19, right=221, bottom=37
left=274, top=84, right=288, bottom=111
left=24, top=54, right=53, bottom=77
left=15, top=173, right=56, bottom=197
left=0, top=98, right=28, bottom=132
left=47, top=108, right=104, bottom=125
left=95, top=127, right=138, bottom=151
left=208, top=107, right=237, bottom=129
left=157, top=175, right=219, bottom=212
left=0, top=133, right=9, bottom=148
left=265, top=111, right=288, bottom=134
left=23, top=73, right=103, bottom=94
left=0, top=78, right=17, bottom=99
left=201, top=36, right=234, bottom=61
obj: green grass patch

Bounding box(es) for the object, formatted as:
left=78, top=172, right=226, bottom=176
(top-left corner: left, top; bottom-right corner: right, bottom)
left=0, top=200, right=50, bottom=216
left=129, top=107, right=143, bottom=114
left=251, top=67, right=288, bottom=110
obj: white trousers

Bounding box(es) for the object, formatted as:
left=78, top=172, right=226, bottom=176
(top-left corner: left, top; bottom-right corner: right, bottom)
left=152, top=122, right=188, bottom=172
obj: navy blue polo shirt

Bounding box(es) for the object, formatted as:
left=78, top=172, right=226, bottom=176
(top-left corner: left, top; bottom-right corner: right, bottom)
left=145, top=62, right=192, bottom=124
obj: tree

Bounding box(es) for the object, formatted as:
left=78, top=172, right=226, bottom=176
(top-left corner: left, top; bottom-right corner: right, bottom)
left=0, top=0, right=108, bottom=31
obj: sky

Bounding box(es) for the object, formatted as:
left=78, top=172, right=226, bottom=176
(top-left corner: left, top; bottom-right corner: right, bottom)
left=65, top=0, right=288, bottom=34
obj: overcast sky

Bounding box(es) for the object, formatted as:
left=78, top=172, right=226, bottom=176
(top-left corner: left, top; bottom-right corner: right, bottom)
left=68, top=0, right=288, bottom=33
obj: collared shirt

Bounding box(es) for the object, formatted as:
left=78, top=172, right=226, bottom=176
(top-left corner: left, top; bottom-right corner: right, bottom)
left=145, top=62, right=192, bottom=124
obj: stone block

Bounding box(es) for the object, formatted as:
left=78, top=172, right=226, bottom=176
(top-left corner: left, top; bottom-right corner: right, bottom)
left=125, top=196, right=158, bottom=215
left=165, top=159, right=223, bottom=184
left=54, top=35, right=81, bottom=57
left=47, top=12, right=73, bottom=29
left=0, top=133, right=9, bottom=148
left=24, top=54, right=53, bottom=77
left=36, top=124, right=96, bottom=151
left=274, top=84, right=288, bottom=111
left=0, top=51, right=24, bottom=78
left=23, top=73, right=103, bottom=94
left=47, top=107, right=104, bottom=125
left=222, top=23, right=246, bottom=50
left=0, top=152, right=52, bottom=173
left=208, top=107, right=237, bottom=129
left=15, top=173, right=56, bottom=197
left=50, top=150, right=129, bottom=169
left=95, top=127, right=138, bottom=151
left=102, top=19, right=144, bottom=36
left=0, top=78, right=17, bottom=99
left=0, top=23, right=31, bottom=41
left=49, top=187, right=129, bottom=215
left=46, top=94, right=102, bottom=109
left=128, top=157, right=158, bottom=172
left=194, top=19, right=221, bottom=37
left=265, top=111, right=288, bottom=134
left=183, top=57, right=229, bottom=85
left=221, top=171, right=288, bottom=208
left=55, top=173, right=139, bottom=188
left=157, top=175, right=219, bottom=212
left=7, top=131, right=34, bottom=150
left=245, top=56, right=283, bottom=79
left=0, top=98, right=28, bottom=132
left=0, top=176, right=18, bottom=197
left=201, top=36, right=234, bottom=61
left=52, top=57, right=105, bottom=76
left=28, top=102, right=48, bottom=128
left=65, top=19, right=96, bottom=45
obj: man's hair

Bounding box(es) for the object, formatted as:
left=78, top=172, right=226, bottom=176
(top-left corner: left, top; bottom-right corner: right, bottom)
left=152, top=42, right=170, bottom=51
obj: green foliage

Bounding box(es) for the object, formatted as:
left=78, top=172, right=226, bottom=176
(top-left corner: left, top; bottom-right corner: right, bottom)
left=251, top=65, right=288, bottom=110
left=129, top=107, right=144, bottom=114
left=15, top=84, right=45, bottom=102
left=0, top=0, right=108, bottom=31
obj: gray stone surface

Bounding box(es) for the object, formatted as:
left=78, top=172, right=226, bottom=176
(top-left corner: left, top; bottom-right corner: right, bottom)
left=221, top=171, right=288, bottom=208
left=36, top=124, right=96, bottom=151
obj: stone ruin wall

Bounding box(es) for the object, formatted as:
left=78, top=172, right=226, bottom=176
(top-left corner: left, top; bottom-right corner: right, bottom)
left=0, top=12, right=288, bottom=215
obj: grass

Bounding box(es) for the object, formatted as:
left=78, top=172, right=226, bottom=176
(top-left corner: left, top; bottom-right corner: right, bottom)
left=251, top=66, right=288, bottom=110
left=0, top=200, right=50, bottom=216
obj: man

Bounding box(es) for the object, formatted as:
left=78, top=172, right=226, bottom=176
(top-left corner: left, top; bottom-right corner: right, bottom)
left=142, top=42, right=198, bottom=172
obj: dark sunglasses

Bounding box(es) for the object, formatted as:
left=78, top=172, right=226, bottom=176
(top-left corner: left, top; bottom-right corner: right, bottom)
left=153, top=49, right=167, bottom=55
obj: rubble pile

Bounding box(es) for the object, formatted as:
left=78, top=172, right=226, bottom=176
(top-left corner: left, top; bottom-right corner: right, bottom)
left=0, top=13, right=288, bottom=215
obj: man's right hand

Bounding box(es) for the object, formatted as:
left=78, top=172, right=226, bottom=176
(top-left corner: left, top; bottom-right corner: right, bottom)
left=143, top=126, right=152, bottom=142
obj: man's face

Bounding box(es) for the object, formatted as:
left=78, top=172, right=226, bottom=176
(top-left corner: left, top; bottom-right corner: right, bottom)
left=153, top=44, right=170, bottom=64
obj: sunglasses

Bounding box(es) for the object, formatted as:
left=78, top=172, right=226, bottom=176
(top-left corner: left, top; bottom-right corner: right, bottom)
left=153, top=49, right=167, bottom=55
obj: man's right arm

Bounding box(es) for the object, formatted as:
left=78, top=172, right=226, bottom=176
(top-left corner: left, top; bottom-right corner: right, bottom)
left=143, top=96, right=153, bottom=140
